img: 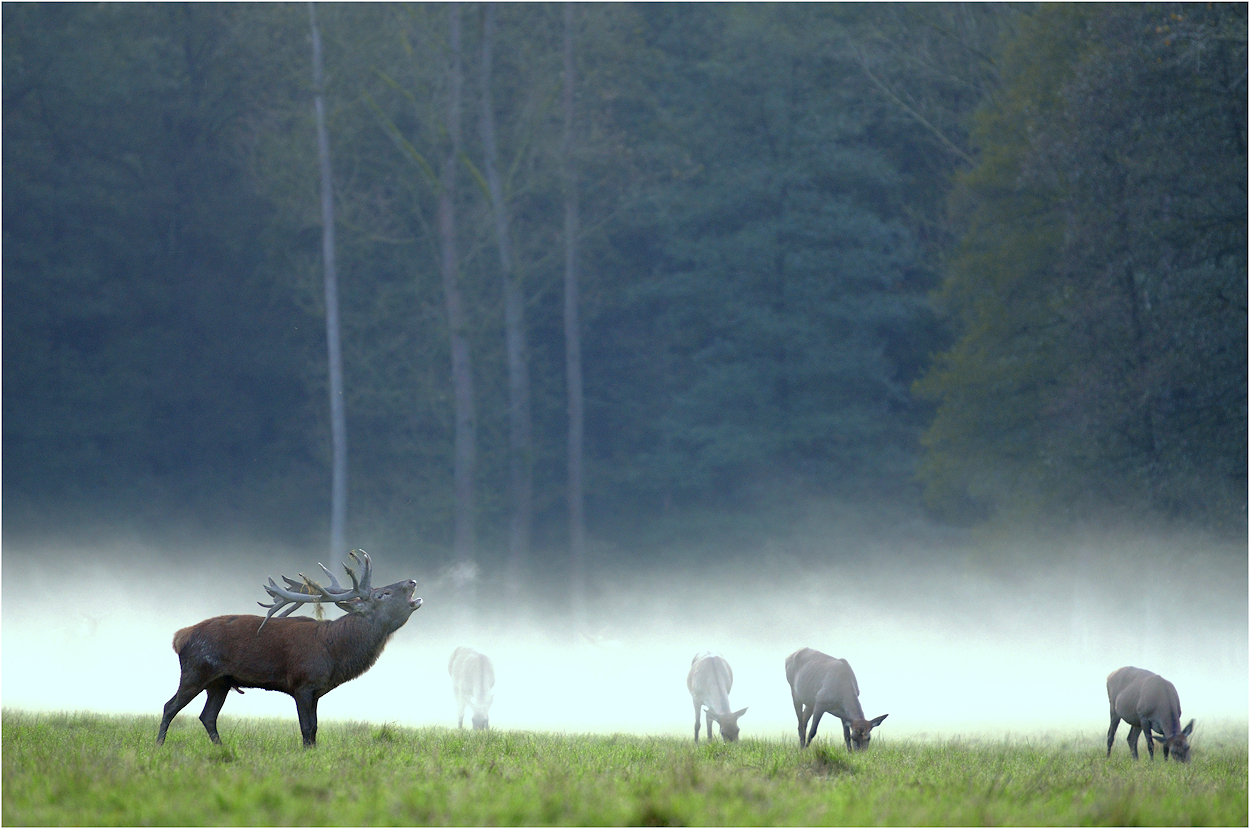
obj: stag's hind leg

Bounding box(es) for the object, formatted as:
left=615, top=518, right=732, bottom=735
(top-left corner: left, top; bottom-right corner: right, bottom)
left=158, top=679, right=209, bottom=745
left=198, top=679, right=233, bottom=744
left=1106, top=712, right=1120, bottom=757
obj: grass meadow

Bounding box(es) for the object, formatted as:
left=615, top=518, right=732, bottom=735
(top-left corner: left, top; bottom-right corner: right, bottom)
left=2, top=710, right=1245, bottom=826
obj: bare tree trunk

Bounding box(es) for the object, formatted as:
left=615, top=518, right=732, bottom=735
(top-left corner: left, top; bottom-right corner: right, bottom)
left=309, top=2, right=347, bottom=558
left=440, top=3, right=477, bottom=596
left=562, top=3, right=586, bottom=629
left=480, top=3, right=532, bottom=595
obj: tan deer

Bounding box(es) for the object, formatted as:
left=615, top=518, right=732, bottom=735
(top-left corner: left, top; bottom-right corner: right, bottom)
left=1106, top=666, right=1194, bottom=762
left=687, top=651, right=748, bottom=742
left=785, top=647, right=887, bottom=750
left=156, top=550, right=422, bottom=747
left=449, top=646, right=495, bottom=730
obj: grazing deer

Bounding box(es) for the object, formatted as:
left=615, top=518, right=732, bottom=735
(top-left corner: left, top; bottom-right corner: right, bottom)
left=448, top=647, right=495, bottom=730
left=156, top=550, right=421, bottom=747
left=1106, top=666, right=1194, bottom=763
left=785, top=647, right=887, bottom=750
left=687, top=651, right=747, bottom=742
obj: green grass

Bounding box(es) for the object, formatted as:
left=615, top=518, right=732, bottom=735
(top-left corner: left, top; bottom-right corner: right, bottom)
left=3, top=710, right=1245, bottom=826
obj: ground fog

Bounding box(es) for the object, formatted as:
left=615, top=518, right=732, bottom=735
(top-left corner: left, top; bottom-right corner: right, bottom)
left=2, top=521, right=1245, bottom=745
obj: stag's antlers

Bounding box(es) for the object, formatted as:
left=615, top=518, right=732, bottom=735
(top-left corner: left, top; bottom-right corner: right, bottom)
left=257, top=549, right=375, bottom=633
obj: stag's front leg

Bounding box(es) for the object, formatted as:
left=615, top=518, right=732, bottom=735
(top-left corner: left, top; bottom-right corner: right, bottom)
left=294, top=690, right=320, bottom=747
left=199, top=679, right=232, bottom=744
left=1142, top=727, right=1156, bottom=760
left=842, top=719, right=853, bottom=751
left=706, top=709, right=716, bottom=742
left=693, top=701, right=702, bottom=742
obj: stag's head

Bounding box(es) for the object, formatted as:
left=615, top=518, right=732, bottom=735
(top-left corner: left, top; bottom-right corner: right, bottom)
left=258, top=550, right=422, bottom=634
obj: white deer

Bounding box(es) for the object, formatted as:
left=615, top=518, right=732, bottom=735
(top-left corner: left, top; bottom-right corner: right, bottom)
left=687, top=651, right=748, bottom=742
left=448, top=646, right=495, bottom=730
left=786, top=647, right=887, bottom=750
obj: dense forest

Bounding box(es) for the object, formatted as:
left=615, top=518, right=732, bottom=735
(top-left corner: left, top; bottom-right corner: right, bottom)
left=4, top=4, right=1245, bottom=578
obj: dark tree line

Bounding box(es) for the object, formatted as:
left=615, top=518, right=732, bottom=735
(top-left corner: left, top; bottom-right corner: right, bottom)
left=4, top=4, right=1244, bottom=581
left=915, top=4, right=1247, bottom=530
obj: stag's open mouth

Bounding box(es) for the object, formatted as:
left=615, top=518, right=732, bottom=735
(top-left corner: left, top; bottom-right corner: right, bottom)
left=401, top=580, right=422, bottom=610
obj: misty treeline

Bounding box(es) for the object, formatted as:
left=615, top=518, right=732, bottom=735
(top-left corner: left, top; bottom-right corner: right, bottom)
left=3, top=4, right=1245, bottom=574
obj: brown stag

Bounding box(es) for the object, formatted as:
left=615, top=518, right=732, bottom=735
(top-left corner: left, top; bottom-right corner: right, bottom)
left=156, top=550, right=421, bottom=747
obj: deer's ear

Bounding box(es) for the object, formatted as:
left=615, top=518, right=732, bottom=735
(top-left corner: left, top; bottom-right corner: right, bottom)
left=869, top=714, right=888, bottom=727
left=731, top=707, right=748, bottom=720
left=1182, top=719, right=1194, bottom=737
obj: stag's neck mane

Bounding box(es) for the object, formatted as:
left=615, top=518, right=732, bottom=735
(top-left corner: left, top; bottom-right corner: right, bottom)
left=321, top=612, right=395, bottom=684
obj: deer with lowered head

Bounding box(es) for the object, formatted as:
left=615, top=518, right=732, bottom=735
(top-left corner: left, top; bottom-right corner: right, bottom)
left=156, top=550, right=422, bottom=747
left=687, top=651, right=748, bottom=742
left=1106, top=665, right=1194, bottom=763
left=449, top=646, right=495, bottom=730
left=786, top=647, right=887, bottom=750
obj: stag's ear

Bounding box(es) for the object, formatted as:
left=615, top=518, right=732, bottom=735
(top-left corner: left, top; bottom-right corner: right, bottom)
left=1182, top=719, right=1194, bottom=737
left=869, top=714, right=888, bottom=727
left=731, top=707, right=748, bottom=720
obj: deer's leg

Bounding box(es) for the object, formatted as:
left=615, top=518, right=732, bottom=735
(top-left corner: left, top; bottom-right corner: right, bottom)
left=198, top=679, right=232, bottom=744
left=1142, top=725, right=1156, bottom=760
left=842, top=719, right=853, bottom=751
left=157, top=673, right=210, bottom=746
left=706, top=709, right=716, bottom=742
left=294, top=690, right=319, bottom=747
left=797, top=703, right=812, bottom=748
left=1126, top=724, right=1141, bottom=760
left=692, top=700, right=701, bottom=742
left=806, top=707, right=825, bottom=747
left=1106, top=712, right=1120, bottom=757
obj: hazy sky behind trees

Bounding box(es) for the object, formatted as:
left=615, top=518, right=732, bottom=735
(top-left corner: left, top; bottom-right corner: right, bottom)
left=3, top=3, right=1244, bottom=577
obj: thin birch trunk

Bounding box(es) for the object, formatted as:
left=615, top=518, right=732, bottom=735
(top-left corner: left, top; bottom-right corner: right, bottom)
left=480, top=3, right=532, bottom=594
left=309, top=2, right=347, bottom=558
left=439, top=3, right=477, bottom=592
left=562, top=3, right=586, bottom=629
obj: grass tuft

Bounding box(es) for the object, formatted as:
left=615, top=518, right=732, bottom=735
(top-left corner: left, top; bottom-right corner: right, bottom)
left=806, top=743, right=858, bottom=777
